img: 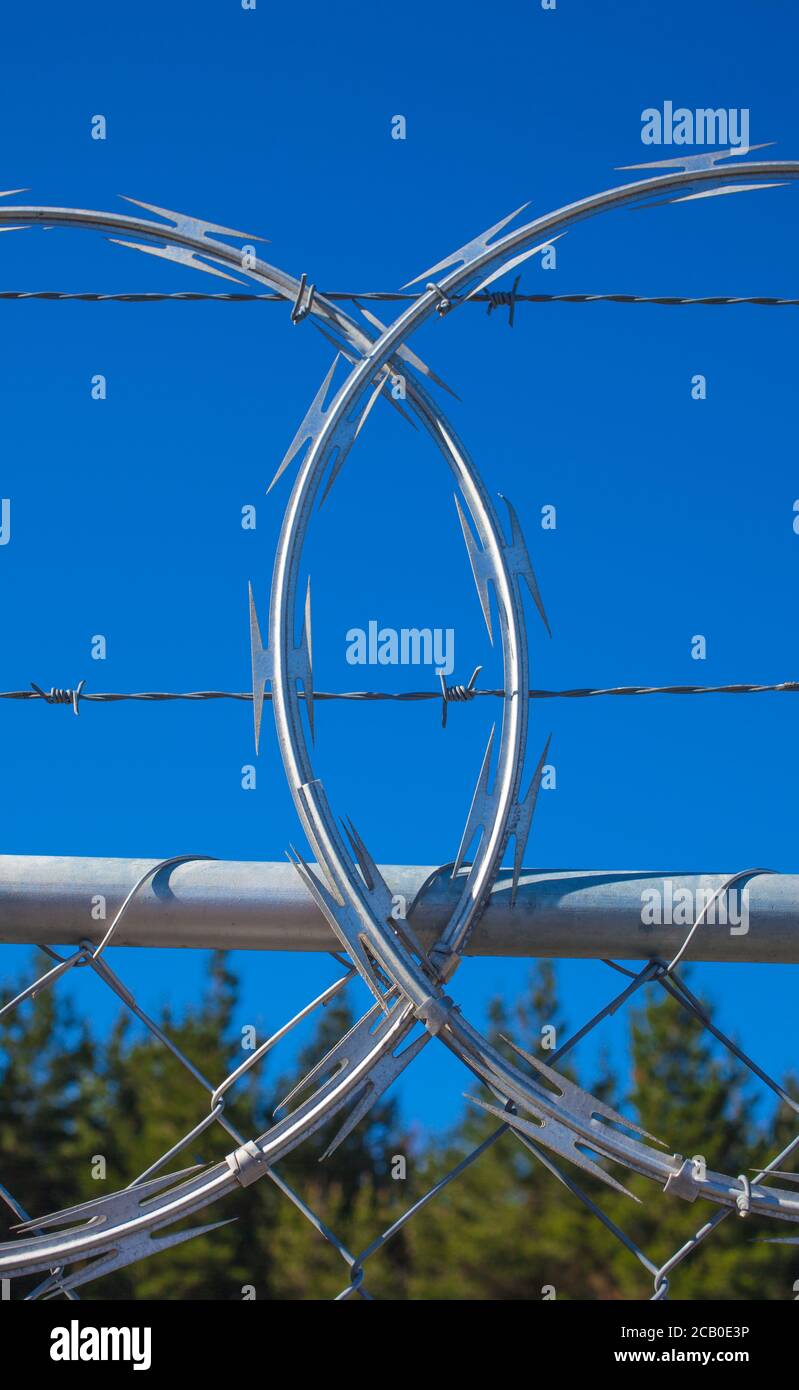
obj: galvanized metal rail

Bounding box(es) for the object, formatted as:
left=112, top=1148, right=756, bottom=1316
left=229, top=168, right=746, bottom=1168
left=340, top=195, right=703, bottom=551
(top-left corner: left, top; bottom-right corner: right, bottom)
left=0, top=855, right=794, bottom=963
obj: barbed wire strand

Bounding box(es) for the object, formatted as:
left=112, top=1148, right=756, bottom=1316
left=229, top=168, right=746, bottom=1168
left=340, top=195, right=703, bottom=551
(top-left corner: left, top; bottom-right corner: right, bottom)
left=8, top=679, right=799, bottom=714
left=1, top=289, right=799, bottom=307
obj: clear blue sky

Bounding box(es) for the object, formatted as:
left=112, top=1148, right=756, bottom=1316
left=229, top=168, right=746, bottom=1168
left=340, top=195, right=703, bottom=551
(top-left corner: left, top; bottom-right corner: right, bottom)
left=0, top=0, right=798, bottom=1135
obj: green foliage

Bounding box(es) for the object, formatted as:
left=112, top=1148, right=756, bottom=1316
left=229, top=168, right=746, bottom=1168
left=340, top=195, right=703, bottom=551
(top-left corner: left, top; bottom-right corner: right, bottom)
left=1, top=953, right=798, bottom=1300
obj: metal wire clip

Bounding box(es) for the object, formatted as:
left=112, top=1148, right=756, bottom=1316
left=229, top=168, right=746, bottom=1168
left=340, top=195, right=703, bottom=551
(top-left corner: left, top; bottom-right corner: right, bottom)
left=290, top=272, right=316, bottom=324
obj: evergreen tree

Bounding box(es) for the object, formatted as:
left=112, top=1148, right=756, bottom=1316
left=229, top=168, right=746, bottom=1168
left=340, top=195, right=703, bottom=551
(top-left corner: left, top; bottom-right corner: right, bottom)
left=2, top=953, right=798, bottom=1300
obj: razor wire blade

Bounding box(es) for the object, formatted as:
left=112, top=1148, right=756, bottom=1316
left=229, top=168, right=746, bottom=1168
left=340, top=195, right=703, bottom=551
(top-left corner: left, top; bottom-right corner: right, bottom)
left=2, top=145, right=799, bottom=1297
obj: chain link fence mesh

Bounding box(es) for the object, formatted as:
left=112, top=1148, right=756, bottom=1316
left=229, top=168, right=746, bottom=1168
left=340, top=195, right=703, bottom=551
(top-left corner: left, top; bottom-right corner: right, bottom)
left=2, top=896, right=798, bottom=1300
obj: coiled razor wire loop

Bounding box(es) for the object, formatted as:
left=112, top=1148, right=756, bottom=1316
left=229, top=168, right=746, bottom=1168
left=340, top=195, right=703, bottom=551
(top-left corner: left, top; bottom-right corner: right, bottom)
left=265, top=145, right=799, bottom=1253
left=3, top=152, right=799, bottom=1297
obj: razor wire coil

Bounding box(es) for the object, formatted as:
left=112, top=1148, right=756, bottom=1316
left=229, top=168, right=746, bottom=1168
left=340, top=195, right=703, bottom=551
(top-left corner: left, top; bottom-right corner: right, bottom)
left=3, top=155, right=799, bottom=1300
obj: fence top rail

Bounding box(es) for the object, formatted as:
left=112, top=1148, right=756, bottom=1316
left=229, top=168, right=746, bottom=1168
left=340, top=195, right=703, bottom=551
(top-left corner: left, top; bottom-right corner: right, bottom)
left=0, top=855, right=792, bottom=963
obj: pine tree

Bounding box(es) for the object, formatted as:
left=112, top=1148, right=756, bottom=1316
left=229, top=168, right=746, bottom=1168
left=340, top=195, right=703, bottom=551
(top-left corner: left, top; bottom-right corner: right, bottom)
left=2, top=953, right=799, bottom=1300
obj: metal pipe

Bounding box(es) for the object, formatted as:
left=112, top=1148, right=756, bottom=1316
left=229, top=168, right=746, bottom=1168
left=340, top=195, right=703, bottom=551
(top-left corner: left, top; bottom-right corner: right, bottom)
left=0, top=856, right=794, bottom=962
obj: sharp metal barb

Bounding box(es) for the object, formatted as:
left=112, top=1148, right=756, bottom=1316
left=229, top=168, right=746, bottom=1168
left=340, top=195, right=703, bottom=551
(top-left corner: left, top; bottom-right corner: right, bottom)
left=248, top=581, right=271, bottom=755
left=499, top=494, right=551, bottom=636
left=452, top=724, right=496, bottom=878
left=353, top=374, right=388, bottom=440
left=311, top=321, right=417, bottom=433
left=311, top=319, right=362, bottom=363
left=321, top=385, right=418, bottom=505
left=108, top=238, right=249, bottom=284
left=453, top=493, right=494, bottom=642
left=465, top=1092, right=640, bottom=1200
left=321, top=1030, right=429, bottom=1159
left=402, top=202, right=532, bottom=287
left=267, top=355, right=341, bottom=494
left=464, top=235, right=566, bottom=302
left=11, top=1164, right=204, bottom=1234
left=356, top=304, right=459, bottom=398
left=274, top=1001, right=387, bottom=1117
left=287, top=845, right=388, bottom=1009
left=661, top=182, right=787, bottom=206
left=342, top=817, right=382, bottom=895
left=40, top=1218, right=237, bottom=1295
left=617, top=142, right=775, bottom=173
left=342, top=817, right=435, bottom=970
left=118, top=195, right=268, bottom=243
left=499, top=1034, right=663, bottom=1144
left=508, top=735, right=551, bottom=906
left=388, top=906, right=438, bottom=972
left=286, top=843, right=343, bottom=911
left=319, top=378, right=385, bottom=507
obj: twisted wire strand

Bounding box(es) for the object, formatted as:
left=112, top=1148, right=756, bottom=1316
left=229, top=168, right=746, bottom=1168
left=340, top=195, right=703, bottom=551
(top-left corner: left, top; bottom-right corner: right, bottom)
left=1, top=289, right=799, bottom=306
left=9, top=680, right=799, bottom=708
